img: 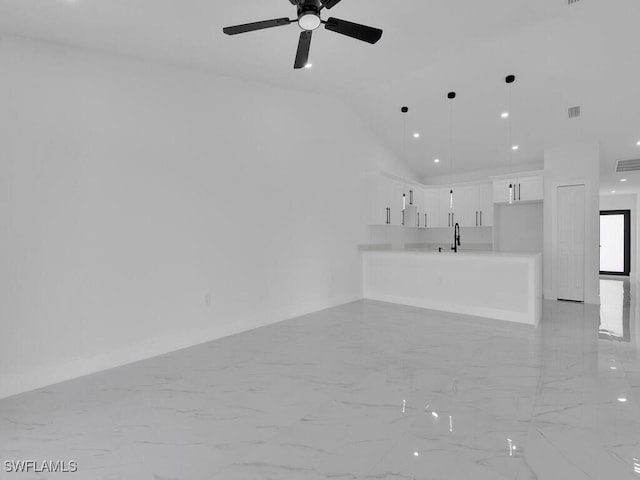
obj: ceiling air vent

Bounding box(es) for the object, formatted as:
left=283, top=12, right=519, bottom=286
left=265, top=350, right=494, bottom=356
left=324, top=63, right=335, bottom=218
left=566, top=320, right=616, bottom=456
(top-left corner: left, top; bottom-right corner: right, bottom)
left=568, top=106, right=581, bottom=118
left=568, top=0, right=581, bottom=5
left=616, top=159, right=640, bottom=173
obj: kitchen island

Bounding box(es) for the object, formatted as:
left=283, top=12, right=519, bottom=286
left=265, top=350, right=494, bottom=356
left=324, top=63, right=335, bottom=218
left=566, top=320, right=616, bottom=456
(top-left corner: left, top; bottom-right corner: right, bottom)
left=362, top=250, right=542, bottom=326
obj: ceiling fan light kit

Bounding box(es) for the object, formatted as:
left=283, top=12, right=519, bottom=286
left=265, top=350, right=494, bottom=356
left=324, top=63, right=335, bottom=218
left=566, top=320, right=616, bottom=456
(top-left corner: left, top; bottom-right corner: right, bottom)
left=223, top=0, right=383, bottom=69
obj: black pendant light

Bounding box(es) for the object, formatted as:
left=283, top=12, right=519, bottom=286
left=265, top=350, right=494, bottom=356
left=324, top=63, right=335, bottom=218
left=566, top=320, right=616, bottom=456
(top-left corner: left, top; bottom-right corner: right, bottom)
left=448, top=91, right=456, bottom=210
left=505, top=75, right=516, bottom=204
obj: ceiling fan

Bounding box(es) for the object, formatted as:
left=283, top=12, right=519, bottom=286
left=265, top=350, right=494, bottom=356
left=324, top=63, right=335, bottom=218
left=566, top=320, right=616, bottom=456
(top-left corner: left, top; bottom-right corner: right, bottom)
left=223, top=0, right=383, bottom=69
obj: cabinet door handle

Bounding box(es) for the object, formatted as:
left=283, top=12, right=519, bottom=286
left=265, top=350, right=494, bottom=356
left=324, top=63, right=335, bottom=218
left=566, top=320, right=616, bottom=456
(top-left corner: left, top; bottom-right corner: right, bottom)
left=417, top=212, right=420, bottom=227
left=425, top=213, right=427, bottom=228
left=476, top=211, right=478, bottom=226
left=452, top=213, right=454, bottom=225
left=386, top=208, right=390, bottom=224
left=448, top=213, right=450, bottom=227
left=480, top=211, right=483, bottom=226
left=402, top=210, right=405, bottom=226
left=519, top=184, right=521, bottom=201
left=410, top=190, right=413, bottom=205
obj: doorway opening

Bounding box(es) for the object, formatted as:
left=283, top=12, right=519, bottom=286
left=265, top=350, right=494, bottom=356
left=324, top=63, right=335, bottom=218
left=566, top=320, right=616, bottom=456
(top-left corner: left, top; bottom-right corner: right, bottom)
left=600, top=210, right=630, bottom=276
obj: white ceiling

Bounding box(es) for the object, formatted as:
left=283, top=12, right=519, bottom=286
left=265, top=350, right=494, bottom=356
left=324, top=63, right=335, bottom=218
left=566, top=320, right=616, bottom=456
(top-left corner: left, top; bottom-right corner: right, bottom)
left=1, top=0, right=639, bottom=193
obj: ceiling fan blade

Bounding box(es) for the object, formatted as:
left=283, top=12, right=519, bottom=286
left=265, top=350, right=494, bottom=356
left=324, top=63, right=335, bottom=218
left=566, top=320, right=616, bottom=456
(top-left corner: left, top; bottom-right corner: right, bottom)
left=321, top=0, right=343, bottom=9
left=223, top=17, right=292, bottom=35
left=325, top=17, right=383, bottom=44
left=294, top=31, right=313, bottom=69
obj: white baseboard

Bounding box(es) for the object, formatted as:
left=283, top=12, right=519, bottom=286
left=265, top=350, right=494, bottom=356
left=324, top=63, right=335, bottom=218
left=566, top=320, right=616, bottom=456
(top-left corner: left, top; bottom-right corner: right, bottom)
left=364, top=292, right=537, bottom=327
left=0, top=293, right=361, bottom=400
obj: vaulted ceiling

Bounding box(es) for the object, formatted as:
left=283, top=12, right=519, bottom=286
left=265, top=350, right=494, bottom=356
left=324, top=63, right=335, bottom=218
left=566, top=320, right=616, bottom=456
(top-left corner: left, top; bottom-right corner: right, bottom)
left=1, top=0, right=639, bottom=192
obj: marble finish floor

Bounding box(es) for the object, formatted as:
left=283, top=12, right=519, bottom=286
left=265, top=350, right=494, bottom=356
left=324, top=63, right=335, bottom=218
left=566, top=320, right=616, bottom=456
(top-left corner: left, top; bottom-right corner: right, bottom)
left=2, top=278, right=640, bottom=479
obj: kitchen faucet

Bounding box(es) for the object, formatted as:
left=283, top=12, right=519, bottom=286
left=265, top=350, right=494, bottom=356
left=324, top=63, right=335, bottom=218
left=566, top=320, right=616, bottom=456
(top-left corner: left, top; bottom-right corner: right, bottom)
left=451, top=223, right=461, bottom=253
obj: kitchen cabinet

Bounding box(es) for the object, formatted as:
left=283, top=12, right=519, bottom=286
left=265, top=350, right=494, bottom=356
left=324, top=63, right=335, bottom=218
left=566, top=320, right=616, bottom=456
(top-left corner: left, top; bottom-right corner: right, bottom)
left=452, top=185, right=479, bottom=227
left=366, top=174, right=391, bottom=225
left=366, top=173, right=500, bottom=228
left=493, top=174, right=543, bottom=204
left=438, top=188, right=455, bottom=227
left=517, top=176, right=544, bottom=202
left=406, top=185, right=418, bottom=208
left=415, top=188, right=425, bottom=228
left=366, top=174, right=416, bottom=226
left=477, top=183, right=493, bottom=226
left=392, top=182, right=406, bottom=226
left=436, top=186, right=478, bottom=228
left=423, top=188, right=440, bottom=228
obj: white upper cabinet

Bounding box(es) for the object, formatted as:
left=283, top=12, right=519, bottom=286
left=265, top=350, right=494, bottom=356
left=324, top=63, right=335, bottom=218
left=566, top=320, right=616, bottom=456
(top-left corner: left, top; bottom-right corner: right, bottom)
left=366, top=174, right=399, bottom=225
left=517, top=176, right=544, bottom=202
left=423, top=188, right=440, bottom=228
left=438, top=188, right=454, bottom=228
left=452, top=184, right=479, bottom=227
left=366, top=172, right=510, bottom=228
left=414, top=188, right=425, bottom=228
left=493, top=173, right=543, bottom=204
left=366, top=173, right=425, bottom=226
left=366, top=174, right=388, bottom=225
left=478, top=183, right=494, bottom=227
left=391, top=181, right=406, bottom=226
left=493, top=179, right=513, bottom=204
left=449, top=184, right=493, bottom=227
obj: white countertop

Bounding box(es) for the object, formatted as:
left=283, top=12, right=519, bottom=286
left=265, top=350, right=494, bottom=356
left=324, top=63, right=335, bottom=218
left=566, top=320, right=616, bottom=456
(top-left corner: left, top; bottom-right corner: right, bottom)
left=363, top=248, right=541, bottom=260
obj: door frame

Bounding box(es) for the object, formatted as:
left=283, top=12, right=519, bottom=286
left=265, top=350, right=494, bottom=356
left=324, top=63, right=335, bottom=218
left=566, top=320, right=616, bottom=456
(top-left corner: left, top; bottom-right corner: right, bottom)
left=599, top=209, right=631, bottom=276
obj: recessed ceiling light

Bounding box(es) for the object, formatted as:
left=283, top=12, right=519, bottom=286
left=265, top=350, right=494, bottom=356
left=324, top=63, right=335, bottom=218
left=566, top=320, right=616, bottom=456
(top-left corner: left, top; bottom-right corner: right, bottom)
left=413, top=133, right=420, bottom=138
left=618, top=397, right=628, bottom=403
left=431, top=412, right=439, bottom=418
left=611, top=190, right=617, bottom=193
left=610, top=366, right=617, bottom=370
left=304, top=63, right=312, bottom=69
left=512, top=145, right=519, bottom=151
left=434, top=158, right=440, bottom=163
left=501, top=112, right=509, bottom=119
left=621, top=178, right=627, bottom=182
left=413, top=452, right=420, bottom=457
left=637, top=141, right=640, bottom=146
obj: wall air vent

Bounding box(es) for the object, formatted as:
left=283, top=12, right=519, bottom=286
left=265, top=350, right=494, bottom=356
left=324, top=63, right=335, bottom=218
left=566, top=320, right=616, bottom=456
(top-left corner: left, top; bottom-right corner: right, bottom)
left=616, top=159, right=640, bottom=173
left=568, top=106, right=581, bottom=118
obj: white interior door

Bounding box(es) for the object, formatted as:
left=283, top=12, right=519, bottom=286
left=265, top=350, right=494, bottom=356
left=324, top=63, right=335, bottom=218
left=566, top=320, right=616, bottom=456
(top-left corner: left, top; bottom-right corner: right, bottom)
left=557, top=184, right=586, bottom=301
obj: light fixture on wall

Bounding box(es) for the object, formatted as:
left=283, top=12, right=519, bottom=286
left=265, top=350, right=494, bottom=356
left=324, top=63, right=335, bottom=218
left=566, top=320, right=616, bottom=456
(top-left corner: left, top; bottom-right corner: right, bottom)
left=505, top=75, right=516, bottom=204
left=448, top=91, right=457, bottom=210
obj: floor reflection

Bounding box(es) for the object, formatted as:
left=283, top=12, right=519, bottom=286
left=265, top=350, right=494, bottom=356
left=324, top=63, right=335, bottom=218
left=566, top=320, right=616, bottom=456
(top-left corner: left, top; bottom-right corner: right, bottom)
left=599, top=276, right=631, bottom=342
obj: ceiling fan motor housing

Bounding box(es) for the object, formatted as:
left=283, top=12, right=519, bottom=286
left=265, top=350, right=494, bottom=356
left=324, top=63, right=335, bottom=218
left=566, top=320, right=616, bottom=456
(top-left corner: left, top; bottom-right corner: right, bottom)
left=297, top=0, right=322, bottom=30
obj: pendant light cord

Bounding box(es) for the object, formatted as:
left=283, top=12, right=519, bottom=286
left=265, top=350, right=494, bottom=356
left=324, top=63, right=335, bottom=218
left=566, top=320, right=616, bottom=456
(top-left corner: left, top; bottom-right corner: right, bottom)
left=450, top=95, right=455, bottom=199
left=403, top=112, right=407, bottom=161
left=508, top=83, right=513, bottom=169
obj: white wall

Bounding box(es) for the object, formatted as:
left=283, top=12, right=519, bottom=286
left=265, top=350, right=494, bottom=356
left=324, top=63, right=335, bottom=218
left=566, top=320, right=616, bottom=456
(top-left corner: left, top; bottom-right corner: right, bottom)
left=495, top=203, right=543, bottom=254
left=0, top=37, right=414, bottom=399
left=420, top=162, right=543, bottom=186
left=600, top=193, right=637, bottom=276
left=543, top=143, right=600, bottom=304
